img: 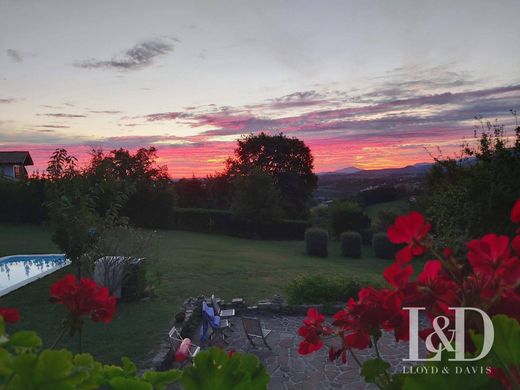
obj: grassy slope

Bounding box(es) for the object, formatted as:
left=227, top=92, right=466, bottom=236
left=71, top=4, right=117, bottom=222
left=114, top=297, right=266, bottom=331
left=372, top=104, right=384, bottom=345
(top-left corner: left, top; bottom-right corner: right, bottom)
left=365, top=199, right=409, bottom=219
left=0, top=224, right=390, bottom=364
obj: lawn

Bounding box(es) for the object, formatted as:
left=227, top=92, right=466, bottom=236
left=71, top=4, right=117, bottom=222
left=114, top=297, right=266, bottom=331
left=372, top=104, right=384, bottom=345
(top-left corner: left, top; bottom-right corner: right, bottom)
left=0, top=224, right=391, bottom=365
left=365, top=199, right=409, bottom=219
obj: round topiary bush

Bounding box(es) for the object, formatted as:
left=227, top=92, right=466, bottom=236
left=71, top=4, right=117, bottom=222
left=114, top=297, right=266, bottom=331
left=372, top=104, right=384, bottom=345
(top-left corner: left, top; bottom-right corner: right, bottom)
left=372, top=232, right=396, bottom=259
left=340, top=231, right=362, bottom=258
left=305, top=228, right=329, bottom=257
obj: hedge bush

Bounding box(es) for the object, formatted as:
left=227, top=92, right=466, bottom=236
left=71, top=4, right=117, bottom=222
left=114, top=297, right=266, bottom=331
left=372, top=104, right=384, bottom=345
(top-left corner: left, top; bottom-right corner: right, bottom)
left=340, top=231, right=362, bottom=258
left=360, top=227, right=373, bottom=245
left=170, top=208, right=310, bottom=240
left=286, top=275, right=364, bottom=305
left=329, top=201, right=370, bottom=237
left=305, top=228, right=328, bottom=257
left=372, top=232, right=396, bottom=259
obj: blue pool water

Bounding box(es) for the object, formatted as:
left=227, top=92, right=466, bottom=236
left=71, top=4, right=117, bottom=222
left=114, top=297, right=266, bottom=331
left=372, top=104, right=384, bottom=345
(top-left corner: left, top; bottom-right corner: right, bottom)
left=0, top=254, right=70, bottom=296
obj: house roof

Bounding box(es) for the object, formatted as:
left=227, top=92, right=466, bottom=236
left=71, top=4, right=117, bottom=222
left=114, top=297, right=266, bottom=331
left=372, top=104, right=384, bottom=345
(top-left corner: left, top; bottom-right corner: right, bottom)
left=0, top=151, right=34, bottom=166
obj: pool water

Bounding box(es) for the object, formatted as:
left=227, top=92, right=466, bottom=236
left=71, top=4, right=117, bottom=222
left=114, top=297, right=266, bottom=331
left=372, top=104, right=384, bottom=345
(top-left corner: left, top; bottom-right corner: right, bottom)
left=0, top=254, right=70, bottom=297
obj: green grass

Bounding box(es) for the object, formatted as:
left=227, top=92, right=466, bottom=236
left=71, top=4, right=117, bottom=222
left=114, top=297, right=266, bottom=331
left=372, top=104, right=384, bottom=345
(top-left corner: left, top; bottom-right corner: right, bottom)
left=365, top=199, right=409, bottom=219
left=0, top=224, right=390, bottom=365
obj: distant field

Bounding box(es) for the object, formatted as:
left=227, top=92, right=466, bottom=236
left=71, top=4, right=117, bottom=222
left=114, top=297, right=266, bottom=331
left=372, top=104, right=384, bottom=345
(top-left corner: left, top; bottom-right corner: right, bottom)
left=365, top=199, right=409, bottom=219
left=0, top=224, right=390, bottom=365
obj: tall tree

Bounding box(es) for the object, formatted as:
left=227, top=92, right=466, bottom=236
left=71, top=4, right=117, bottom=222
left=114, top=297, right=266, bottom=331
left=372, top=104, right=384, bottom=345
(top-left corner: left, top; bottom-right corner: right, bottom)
left=231, top=168, right=283, bottom=225
left=226, top=132, right=317, bottom=218
left=85, top=147, right=176, bottom=227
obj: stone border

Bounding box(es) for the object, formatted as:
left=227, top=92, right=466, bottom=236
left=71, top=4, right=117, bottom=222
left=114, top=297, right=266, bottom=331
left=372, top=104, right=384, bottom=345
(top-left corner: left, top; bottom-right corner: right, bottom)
left=147, top=294, right=345, bottom=371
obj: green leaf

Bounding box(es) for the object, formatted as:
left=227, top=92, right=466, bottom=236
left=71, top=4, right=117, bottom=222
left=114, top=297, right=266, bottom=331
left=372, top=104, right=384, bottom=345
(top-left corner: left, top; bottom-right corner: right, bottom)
left=361, top=358, right=390, bottom=383
left=8, top=331, right=42, bottom=349
left=181, top=348, right=269, bottom=390
left=109, top=376, right=153, bottom=390
left=121, top=356, right=137, bottom=376
left=11, top=353, right=38, bottom=387
left=35, top=349, right=73, bottom=381
left=472, top=314, right=520, bottom=367
left=142, top=370, right=181, bottom=390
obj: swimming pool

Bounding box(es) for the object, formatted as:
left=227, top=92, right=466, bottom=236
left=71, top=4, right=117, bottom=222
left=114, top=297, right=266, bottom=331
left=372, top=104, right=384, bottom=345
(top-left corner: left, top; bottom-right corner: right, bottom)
left=0, top=254, right=70, bottom=297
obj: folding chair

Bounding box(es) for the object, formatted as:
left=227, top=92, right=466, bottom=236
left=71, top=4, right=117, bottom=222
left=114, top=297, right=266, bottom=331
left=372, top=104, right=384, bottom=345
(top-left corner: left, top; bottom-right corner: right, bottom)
left=241, top=317, right=272, bottom=350
left=211, top=294, right=236, bottom=318
left=168, top=327, right=200, bottom=365
left=201, top=302, right=231, bottom=344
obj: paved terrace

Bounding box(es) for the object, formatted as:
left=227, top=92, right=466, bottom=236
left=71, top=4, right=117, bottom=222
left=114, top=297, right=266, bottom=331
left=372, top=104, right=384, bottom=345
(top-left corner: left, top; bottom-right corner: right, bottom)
left=202, top=313, right=413, bottom=390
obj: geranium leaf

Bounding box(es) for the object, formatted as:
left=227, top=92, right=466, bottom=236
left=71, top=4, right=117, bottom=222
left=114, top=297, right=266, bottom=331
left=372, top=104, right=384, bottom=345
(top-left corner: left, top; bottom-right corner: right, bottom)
left=8, top=331, right=42, bottom=349
left=472, top=314, right=520, bottom=367
left=361, top=358, right=390, bottom=383
left=141, top=369, right=182, bottom=390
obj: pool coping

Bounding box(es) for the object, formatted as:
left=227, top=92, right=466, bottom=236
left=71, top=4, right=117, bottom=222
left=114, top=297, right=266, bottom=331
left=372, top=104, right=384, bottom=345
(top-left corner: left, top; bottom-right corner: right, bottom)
left=0, top=254, right=70, bottom=297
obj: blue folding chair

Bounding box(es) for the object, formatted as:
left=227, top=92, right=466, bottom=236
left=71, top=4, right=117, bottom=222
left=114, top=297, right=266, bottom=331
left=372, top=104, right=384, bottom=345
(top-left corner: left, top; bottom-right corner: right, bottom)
left=200, top=302, right=230, bottom=343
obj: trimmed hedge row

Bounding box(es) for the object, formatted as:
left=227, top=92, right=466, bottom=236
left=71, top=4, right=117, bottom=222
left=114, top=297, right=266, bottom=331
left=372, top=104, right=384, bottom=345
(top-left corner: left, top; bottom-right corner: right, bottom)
left=286, top=275, right=366, bottom=305
left=372, top=232, right=397, bottom=259
left=340, top=231, right=362, bottom=258
left=169, top=208, right=310, bottom=240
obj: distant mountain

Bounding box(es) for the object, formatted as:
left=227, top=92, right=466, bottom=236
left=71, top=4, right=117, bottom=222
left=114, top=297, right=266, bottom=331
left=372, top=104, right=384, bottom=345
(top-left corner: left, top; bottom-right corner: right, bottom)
left=321, top=166, right=362, bottom=175
left=319, top=162, right=433, bottom=177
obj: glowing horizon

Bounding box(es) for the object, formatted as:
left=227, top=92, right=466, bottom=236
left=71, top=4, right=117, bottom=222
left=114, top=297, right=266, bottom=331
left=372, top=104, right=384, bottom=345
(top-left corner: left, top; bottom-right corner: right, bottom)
left=1, top=1, right=519, bottom=178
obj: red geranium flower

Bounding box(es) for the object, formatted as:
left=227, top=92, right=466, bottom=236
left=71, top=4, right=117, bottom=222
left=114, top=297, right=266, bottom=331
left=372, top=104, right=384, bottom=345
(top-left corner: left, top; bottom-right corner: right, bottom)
left=298, top=308, right=332, bottom=355
left=512, top=199, right=520, bottom=224
left=50, top=274, right=117, bottom=324
left=298, top=326, right=324, bottom=354
left=0, top=307, right=20, bottom=323
left=387, top=211, right=431, bottom=263
left=383, top=262, right=413, bottom=289
left=512, top=235, right=520, bottom=256
left=467, top=234, right=520, bottom=285
left=416, top=260, right=459, bottom=318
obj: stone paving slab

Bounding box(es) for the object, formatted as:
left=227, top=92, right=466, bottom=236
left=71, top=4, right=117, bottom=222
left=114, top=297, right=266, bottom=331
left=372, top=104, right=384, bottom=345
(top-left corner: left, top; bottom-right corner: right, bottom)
left=200, top=314, right=417, bottom=390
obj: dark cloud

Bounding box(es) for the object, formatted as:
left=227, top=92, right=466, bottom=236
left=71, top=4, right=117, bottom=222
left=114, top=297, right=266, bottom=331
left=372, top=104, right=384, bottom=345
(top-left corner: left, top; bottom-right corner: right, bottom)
left=75, top=39, right=174, bottom=71
left=89, top=110, right=122, bottom=114
left=38, top=113, right=87, bottom=118
left=6, top=49, right=23, bottom=62
left=145, top=112, right=187, bottom=121
left=38, top=125, right=70, bottom=129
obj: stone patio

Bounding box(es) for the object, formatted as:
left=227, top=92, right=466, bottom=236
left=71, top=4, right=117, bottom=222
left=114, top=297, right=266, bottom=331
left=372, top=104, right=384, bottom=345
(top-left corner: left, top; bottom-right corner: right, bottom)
left=200, top=313, right=415, bottom=390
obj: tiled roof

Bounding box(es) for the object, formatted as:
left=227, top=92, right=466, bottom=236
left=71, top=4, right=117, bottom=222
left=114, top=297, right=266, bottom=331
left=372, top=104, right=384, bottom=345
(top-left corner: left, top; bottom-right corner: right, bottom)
left=0, top=151, right=34, bottom=165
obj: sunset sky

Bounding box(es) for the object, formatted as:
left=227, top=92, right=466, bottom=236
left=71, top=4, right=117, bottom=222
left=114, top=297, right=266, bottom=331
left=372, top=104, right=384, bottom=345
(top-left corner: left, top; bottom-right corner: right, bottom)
left=1, top=0, right=520, bottom=177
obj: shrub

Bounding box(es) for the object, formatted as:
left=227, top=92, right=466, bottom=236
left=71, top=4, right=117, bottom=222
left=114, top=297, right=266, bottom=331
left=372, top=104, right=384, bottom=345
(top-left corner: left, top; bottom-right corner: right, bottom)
left=310, top=204, right=330, bottom=230
left=372, top=210, right=398, bottom=233
left=340, top=231, right=362, bottom=258
left=84, top=226, right=154, bottom=301
left=286, top=275, right=365, bottom=305
left=329, top=201, right=370, bottom=237
left=305, top=228, right=328, bottom=257
left=360, top=227, right=373, bottom=245
left=372, top=232, right=396, bottom=259
left=170, top=208, right=309, bottom=240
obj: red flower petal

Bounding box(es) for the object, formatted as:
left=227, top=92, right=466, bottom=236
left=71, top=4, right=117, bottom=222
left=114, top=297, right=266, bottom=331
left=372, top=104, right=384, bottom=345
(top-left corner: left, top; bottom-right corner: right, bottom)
left=512, top=200, right=520, bottom=224
left=0, top=308, right=20, bottom=323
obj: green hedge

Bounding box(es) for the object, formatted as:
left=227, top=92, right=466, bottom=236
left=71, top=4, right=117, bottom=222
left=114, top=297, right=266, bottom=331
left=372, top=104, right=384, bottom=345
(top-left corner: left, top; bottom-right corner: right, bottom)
left=372, top=232, right=396, bottom=259
left=169, top=208, right=310, bottom=240
left=286, top=275, right=364, bottom=305
left=340, top=231, right=362, bottom=258
left=304, top=228, right=329, bottom=257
